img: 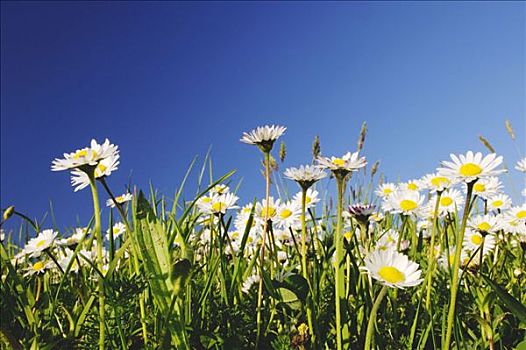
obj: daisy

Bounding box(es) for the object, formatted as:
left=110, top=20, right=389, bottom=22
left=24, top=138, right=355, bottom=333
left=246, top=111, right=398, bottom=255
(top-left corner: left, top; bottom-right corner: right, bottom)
left=419, top=173, right=451, bottom=192
left=284, top=165, right=326, bottom=190
left=293, top=188, right=320, bottom=209
left=438, top=151, right=505, bottom=183
left=57, top=228, right=88, bottom=246
left=24, top=260, right=49, bottom=276
left=198, top=193, right=239, bottom=215
left=383, top=190, right=425, bottom=215
left=434, top=189, right=464, bottom=215
left=317, top=151, right=366, bottom=178
left=468, top=214, right=501, bottom=235
left=275, top=201, right=301, bottom=229
left=507, top=204, right=526, bottom=222
left=51, top=138, right=119, bottom=172
left=361, top=249, right=423, bottom=289
left=348, top=203, right=376, bottom=224
left=105, top=222, right=126, bottom=241
left=463, top=229, right=496, bottom=256
left=515, top=158, right=526, bottom=172
left=375, top=229, right=400, bottom=251
left=240, top=125, right=286, bottom=152
left=487, top=194, right=512, bottom=211
left=255, top=197, right=281, bottom=223
left=70, top=153, right=120, bottom=191
left=56, top=248, right=80, bottom=273
left=399, top=179, right=421, bottom=192
left=210, top=184, right=230, bottom=195
left=375, top=183, right=397, bottom=198
left=241, top=274, right=261, bottom=294
left=469, top=177, right=503, bottom=200
left=106, top=192, right=133, bottom=208
left=23, top=229, right=58, bottom=258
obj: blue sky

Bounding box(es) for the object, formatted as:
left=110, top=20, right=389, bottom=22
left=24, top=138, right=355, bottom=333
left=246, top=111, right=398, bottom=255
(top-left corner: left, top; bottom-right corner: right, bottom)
left=1, top=2, right=525, bottom=232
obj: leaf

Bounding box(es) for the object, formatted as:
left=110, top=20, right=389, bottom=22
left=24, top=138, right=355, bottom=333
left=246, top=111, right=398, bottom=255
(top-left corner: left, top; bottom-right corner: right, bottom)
left=277, top=288, right=301, bottom=311
left=482, top=274, right=526, bottom=323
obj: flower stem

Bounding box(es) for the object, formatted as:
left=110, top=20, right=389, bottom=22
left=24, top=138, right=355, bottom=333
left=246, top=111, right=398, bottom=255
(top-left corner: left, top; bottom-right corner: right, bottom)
left=334, top=177, right=346, bottom=350
left=88, top=173, right=105, bottom=350
left=443, top=181, right=475, bottom=350
left=425, top=191, right=442, bottom=311
left=301, top=188, right=316, bottom=346
left=364, top=285, right=388, bottom=350
left=256, top=151, right=271, bottom=345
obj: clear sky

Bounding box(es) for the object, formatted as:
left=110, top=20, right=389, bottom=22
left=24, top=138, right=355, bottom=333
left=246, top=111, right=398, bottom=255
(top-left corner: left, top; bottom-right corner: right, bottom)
left=1, top=1, right=525, bottom=232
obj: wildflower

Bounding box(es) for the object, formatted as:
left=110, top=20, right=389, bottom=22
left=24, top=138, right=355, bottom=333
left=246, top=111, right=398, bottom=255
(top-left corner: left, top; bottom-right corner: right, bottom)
left=209, top=184, right=230, bottom=195
left=22, top=229, right=58, bottom=258
left=375, top=183, right=397, bottom=198
left=105, top=222, right=126, bottom=241
left=463, top=228, right=496, bottom=256
left=106, top=192, right=133, bottom=208
left=438, top=151, right=505, bottom=183
left=255, top=197, right=281, bottom=223
left=383, top=190, right=424, bottom=215
left=515, top=158, right=526, bottom=172
left=57, top=228, right=88, bottom=246
left=487, top=194, right=512, bottom=211
left=433, top=189, right=464, bottom=215
left=51, top=138, right=119, bottom=172
left=399, top=179, right=421, bottom=192
left=275, top=201, right=301, bottom=229
left=375, top=229, right=400, bottom=251
left=293, top=188, right=320, bottom=209
left=469, top=176, right=503, bottom=199
left=317, top=151, right=366, bottom=178
left=70, top=153, right=120, bottom=191
left=419, top=173, right=451, bottom=192
left=468, top=214, right=501, bottom=235
left=25, top=260, right=49, bottom=276
left=284, top=165, right=326, bottom=190
left=348, top=203, right=376, bottom=224
left=240, top=125, right=286, bottom=152
left=361, top=249, right=423, bottom=289
left=241, top=274, right=261, bottom=294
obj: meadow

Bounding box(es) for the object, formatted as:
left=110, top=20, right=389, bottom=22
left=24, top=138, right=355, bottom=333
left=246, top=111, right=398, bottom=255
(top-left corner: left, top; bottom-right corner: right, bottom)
left=1, top=124, right=525, bottom=350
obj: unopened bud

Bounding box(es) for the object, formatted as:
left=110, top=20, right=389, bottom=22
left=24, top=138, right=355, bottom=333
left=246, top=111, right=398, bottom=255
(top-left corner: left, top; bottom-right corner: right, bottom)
left=2, top=206, right=14, bottom=221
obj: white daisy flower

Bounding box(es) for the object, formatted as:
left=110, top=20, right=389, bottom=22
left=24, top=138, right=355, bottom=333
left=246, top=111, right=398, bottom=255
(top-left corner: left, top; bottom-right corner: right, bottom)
left=487, top=194, right=512, bottom=211
left=51, top=138, right=119, bottom=171
left=202, top=193, right=239, bottom=215
left=375, top=183, right=397, bottom=198
left=498, top=212, right=526, bottom=235
left=255, top=197, right=282, bottom=223
left=469, top=176, right=503, bottom=200
left=240, top=125, right=286, bottom=152
left=438, top=151, right=505, bottom=183
left=209, top=184, right=230, bottom=195
left=22, top=229, right=58, bottom=258
left=57, top=228, right=88, bottom=246
left=375, top=229, right=400, bottom=251
left=284, top=165, right=326, bottom=190
left=70, top=153, right=120, bottom=191
left=515, top=158, right=526, bottom=172
left=463, top=229, right=496, bottom=256
left=361, top=249, right=423, bottom=289
left=419, top=173, right=451, bottom=192
left=399, top=179, right=421, bottom=192
left=106, top=192, right=133, bottom=208
left=507, top=204, right=526, bottom=222
left=24, top=260, right=49, bottom=276
left=105, top=222, right=126, bottom=241
left=383, top=190, right=425, bottom=215
left=56, top=248, right=80, bottom=273
left=196, top=195, right=213, bottom=214
left=293, top=188, right=320, bottom=209
left=468, top=214, right=501, bottom=234
left=434, top=188, right=464, bottom=215
left=241, top=274, right=261, bottom=294
left=275, top=201, right=301, bottom=229
left=317, top=151, right=367, bottom=177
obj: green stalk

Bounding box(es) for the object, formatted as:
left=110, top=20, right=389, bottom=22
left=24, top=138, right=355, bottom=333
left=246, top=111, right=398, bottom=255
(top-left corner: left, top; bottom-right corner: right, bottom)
left=443, top=181, right=475, bottom=350
left=364, top=285, right=388, bottom=350
left=425, top=191, right=442, bottom=310
left=334, top=177, right=346, bottom=350
left=88, top=173, right=105, bottom=350
left=301, top=188, right=316, bottom=345
left=256, top=150, right=271, bottom=345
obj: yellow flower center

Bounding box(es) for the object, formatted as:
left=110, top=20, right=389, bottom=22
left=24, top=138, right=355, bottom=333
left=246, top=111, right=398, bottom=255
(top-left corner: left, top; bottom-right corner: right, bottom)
left=440, top=197, right=453, bottom=207
left=280, top=209, right=292, bottom=219
left=491, top=200, right=503, bottom=208
left=383, top=188, right=393, bottom=195
left=231, top=231, right=239, bottom=239
left=431, top=176, right=449, bottom=187
left=306, top=196, right=312, bottom=204
left=202, top=197, right=211, bottom=203
left=477, top=222, right=491, bottom=232
left=400, top=200, right=417, bottom=211
left=407, top=183, right=418, bottom=191
left=262, top=206, right=276, bottom=218
left=474, top=183, right=486, bottom=192
left=97, top=162, right=107, bottom=173
left=459, top=163, right=482, bottom=177
left=516, top=210, right=526, bottom=219
left=386, top=236, right=395, bottom=244
left=33, top=261, right=45, bottom=271
left=471, top=234, right=483, bottom=245
left=378, top=266, right=405, bottom=284
left=116, top=195, right=124, bottom=202
left=73, top=149, right=89, bottom=159
left=212, top=202, right=226, bottom=212
left=332, top=158, right=345, bottom=167
left=36, top=240, right=47, bottom=248
left=343, top=231, right=352, bottom=242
